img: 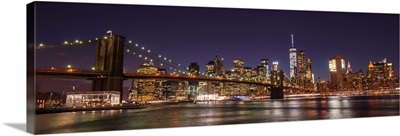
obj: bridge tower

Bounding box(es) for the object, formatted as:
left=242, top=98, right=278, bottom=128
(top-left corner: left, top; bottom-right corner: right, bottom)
left=91, top=35, right=125, bottom=101
left=270, top=70, right=284, bottom=99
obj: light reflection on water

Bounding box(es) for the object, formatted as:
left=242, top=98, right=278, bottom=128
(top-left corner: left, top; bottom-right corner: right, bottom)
left=36, top=95, right=399, bottom=134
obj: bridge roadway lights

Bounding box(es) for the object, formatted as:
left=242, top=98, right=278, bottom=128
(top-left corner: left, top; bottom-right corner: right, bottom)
left=270, top=87, right=284, bottom=99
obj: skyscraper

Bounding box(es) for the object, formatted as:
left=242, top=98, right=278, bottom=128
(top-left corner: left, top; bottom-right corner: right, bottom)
left=130, top=63, right=160, bottom=102
left=206, top=55, right=225, bottom=77
left=205, top=61, right=215, bottom=76
left=306, top=57, right=313, bottom=79
left=347, top=61, right=352, bottom=74
left=214, top=55, right=221, bottom=76
left=329, top=55, right=346, bottom=86
left=297, top=50, right=306, bottom=75
left=233, top=58, right=244, bottom=75
left=272, top=61, right=279, bottom=71
left=289, top=34, right=297, bottom=78
left=188, top=62, right=200, bottom=76
left=367, top=58, right=395, bottom=79
left=259, top=59, right=269, bottom=77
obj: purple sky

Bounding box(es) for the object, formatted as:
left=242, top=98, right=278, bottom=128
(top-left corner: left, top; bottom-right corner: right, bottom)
left=35, top=2, right=399, bottom=97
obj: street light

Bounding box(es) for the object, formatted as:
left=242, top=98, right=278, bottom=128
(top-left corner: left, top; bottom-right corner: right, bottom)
left=67, top=65, right=72, bottom=68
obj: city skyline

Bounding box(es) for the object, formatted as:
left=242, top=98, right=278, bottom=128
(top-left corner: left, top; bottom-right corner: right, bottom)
left=36, top=2, right=399, bottom=93
left=25, top=2, right=400, bottom=134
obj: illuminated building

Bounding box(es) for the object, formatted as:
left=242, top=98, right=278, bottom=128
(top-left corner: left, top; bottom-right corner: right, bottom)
left=136, top=63, right=158, bottom=74
left=344, top=69, right=364, bottom=91
left=297, top=50, right=306, bottom=77
left=306, top=57, right=313, bottom=80
left=158, top=68, right=167, bottom=75
left=367, top=61, right=374, bottom=78
left=293, top=50, right=315, bottom=89
left=188, top=62, right=200, bottom=76
left=163, top=81, right=189, bottom=101
left=233, top=58, right=244, bottom=75
left=346, top=61, right=353, bottom=74
left=329, top=55, right=346, bottom=86
left=289, top=34, right=297, bottom=78
left=206, top=61, right=215, bottom=76
left=259, top=59, right=269, bottom=80
left=206, top=55, right=225, bottom=77
left=66, top=91, right=120, bottom=107
left=387, top=63, right=394, bottom=78
left=244, top=66, right=252, bottom=80
left=130, top=63, right=161, bottom=102
left=367, top=58, right=395, bottom=79
left=214, top=55, right=225, bottom=77
left=272, top=61, right=279, bottom=71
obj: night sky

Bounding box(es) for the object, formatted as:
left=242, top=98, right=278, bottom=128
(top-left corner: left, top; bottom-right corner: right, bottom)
left=35, top=2, right=399, bottom=97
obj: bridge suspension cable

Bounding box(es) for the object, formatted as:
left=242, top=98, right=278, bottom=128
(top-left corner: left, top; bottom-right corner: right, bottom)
left=37, top=36, right=191, bottom=75
left=123, top=41, right=189, bottom=75
left=36, top=37, right=109, bottom=49
left=283, top=73, right=299, bottom=88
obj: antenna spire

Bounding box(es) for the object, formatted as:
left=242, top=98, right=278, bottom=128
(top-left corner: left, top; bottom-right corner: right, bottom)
left=291, top=34, right=294, bottom=48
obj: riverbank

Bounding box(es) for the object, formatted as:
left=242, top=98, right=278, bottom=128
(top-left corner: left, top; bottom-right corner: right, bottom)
left=36, top=104, right=150, bottom=114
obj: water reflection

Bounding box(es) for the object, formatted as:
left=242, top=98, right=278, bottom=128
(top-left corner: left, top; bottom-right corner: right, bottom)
left=36, top=95, right=399, bottom=134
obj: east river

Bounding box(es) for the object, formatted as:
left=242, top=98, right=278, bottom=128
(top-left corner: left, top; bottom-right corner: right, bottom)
left=35, top=95, right=399, bottom=134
